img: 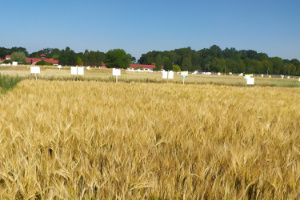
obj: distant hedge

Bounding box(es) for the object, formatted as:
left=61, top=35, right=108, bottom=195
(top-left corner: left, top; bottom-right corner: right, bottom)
left=36, top=60, right=53, bottom=66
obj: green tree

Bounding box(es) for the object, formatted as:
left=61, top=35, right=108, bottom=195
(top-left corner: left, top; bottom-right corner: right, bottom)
left=163, top=56, right=173, bottom=71
left=181, top=57, right=192, bottom=71
left=262, top=60, right=272, bottom=75
left=59, top=47, right=77, bottom=66
left=9, top=47, right=28, bottom=56
left=270, top=57, right=283, bottom=74
left=173, top=65, right=181, bottom=72
left=285, top=63, right=296, bottom=75
left=0, top=47, right=9, bottom=59
left=11, top=52, right=26, bottom=63
left=211, top=58, right=225, bottom=72
left=291, top=59, right=300, bottom=75
left=155, top=54, right=163, bottom=70
left=104, top=49, right=130, bottom=69
left=76, top=57, right=83, bottom=65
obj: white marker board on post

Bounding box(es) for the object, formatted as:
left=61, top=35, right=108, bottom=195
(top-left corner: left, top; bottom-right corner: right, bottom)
left=71, top=67, right=77, bottom=75
left=181, top=71, right=188, bottom=84
left=31, top=66, right=40, bottom=80
left=168, top=71, right=174, bottom=79
left=113, top=68, right=121, bottom=82
left=247, top=77, right=255, bottom=85
left=71, top=67, right=84, bottom=75
left=77, top=67, right=84, bottom=75
left=162, top=71, right=168, bottom=79
left=113, top=68, right=121, bottom=76
left=31, top=67, right=40, bottom=74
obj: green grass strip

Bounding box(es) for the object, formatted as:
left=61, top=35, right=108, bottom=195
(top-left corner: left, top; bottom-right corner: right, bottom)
left=0, top=73, right=22, bottom=94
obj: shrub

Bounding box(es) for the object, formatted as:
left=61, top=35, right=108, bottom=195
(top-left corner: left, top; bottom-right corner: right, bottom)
left=173, top=65, right=181, bottom=72
left=3, top=60, right=12, bottom=64
left=36, top=60, right=53, bottom=66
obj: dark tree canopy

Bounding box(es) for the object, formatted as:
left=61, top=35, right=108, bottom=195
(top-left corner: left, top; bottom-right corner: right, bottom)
left=138, top=45, right=300, bottom=75
left=104, top=49, right=130, bottom=69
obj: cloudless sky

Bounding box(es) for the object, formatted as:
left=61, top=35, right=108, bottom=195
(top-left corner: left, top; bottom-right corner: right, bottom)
left=1, top=0, right=300, bottom=60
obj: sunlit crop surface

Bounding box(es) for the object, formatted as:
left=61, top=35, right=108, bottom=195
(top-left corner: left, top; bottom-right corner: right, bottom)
left=0, top=80, right=299, bottom=199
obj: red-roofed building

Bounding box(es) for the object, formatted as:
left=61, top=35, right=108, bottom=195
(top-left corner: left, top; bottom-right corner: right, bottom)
left=40, top=54, right=46, bottom=60
left=101, top=63, right=163, bottom=70
left=128, top=64, right=164, bottom=70
left=26, top=57, right=58, bottom=65
left=5, top=54, right=59, bottom=65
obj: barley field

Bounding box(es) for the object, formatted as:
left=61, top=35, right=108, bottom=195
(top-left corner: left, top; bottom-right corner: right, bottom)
left=1, top=66, right=300, bottom=87
left=0, top=80, right=299, bottom=199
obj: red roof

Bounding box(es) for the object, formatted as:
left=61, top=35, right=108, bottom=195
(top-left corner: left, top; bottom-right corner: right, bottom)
left=129, top=64, right=156, bottom=69
left=26, top=58, right=58, bottom=65
left=44, top=59, right=58, bottom=64
left=40, top=54, right=46, bottom=57
left=5, top=55, right=11, bottom=59
left=0, top=58, right=5, bottom=62
left=101, top=62, right=163, bottom=69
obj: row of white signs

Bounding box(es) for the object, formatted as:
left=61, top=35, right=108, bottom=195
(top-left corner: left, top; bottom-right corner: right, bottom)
left=30, top=67, right=120, bottom=76
left=32, top=67, right=300, bottom=84
left=162, top=71, right=188, bottom=79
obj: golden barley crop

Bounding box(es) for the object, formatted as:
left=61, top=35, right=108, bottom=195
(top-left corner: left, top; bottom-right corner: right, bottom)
left=0, top=80, right=299, bottom=199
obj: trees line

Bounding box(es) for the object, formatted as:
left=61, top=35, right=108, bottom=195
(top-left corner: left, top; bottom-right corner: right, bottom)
left=1, top=45, right=299, bottom=75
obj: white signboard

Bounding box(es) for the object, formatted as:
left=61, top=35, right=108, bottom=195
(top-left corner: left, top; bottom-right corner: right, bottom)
left=162, top=71, right=168, bottom=79
left=71, top=67, right=77, bottom=75
left=31, top=67, right=40, bottom=74
left=247, top=78, right=255, bottom=85
left=71, top=67, right=84, bottom=75
left=12, top=62, right=18, bottom=66
left=181, top=71, right=188, bottom=77
left=113, top=68, right=121, bottom=76
left=78, top=67, right=84, bottom=75
left=168, top=71, right=174, bottom=79
left=58, top=65, right=62, bottom=69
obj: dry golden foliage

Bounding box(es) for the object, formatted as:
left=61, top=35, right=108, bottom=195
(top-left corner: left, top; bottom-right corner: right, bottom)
left=0, top=80, right=299, bottom=199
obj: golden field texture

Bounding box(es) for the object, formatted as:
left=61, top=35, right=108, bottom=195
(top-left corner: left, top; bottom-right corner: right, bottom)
left=0, top=80, right=299, bottom=199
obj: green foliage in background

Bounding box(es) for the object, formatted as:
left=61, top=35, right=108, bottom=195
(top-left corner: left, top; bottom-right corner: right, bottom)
left=11, top=52, right=26, bottom=64
left=173, top=65, right=181, bottom=72
left=36, top=60, right=53, bottom=66
left=104, top=49, right=130, bottom=69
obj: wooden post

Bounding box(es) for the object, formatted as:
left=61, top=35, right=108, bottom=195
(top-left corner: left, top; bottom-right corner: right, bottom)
left=167, top=70, right=169, bottom=83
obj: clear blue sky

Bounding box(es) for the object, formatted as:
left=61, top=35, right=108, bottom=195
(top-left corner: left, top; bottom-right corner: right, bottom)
left=1, top=0, right=300, bottom=60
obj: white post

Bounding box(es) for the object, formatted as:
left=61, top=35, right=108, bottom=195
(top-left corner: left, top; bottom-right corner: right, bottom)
left=116, top=75, right=118, bottom=83
left=35, top=73, right=37, bottom=80
left=183, top=77, right=185, bottom=85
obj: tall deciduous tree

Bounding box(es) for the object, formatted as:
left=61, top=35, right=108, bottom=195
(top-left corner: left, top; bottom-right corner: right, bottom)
left=11, top=52, right=26, bottom=63
left=155, top=54, right=163, bottom=70
left=104, top=49, right=130, bottom=69
left=163, top=56, right=173, bottom=71
left=9, top=47, right=28, bottom=56
left=59, top=47, right=77, bottom=66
